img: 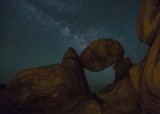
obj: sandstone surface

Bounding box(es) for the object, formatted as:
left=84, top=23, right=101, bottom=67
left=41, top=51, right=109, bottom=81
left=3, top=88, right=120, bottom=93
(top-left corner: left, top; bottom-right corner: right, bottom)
left=79, top=38, right=124, bottom=72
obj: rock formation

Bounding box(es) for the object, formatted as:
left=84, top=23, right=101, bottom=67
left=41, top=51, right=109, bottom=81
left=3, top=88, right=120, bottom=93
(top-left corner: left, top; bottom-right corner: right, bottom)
left=95, top=0, right=160, bottom=113
left=137, top=0, right=160, bottom=46
left=79, top=38, right=124, bottom=72
left=114, top=58, right=133, bottom=81
left=0, top=0, right=159, bottom=114
left=0, top=48, right=93, bottom=114
left=129, top=0, right=160, bottom=113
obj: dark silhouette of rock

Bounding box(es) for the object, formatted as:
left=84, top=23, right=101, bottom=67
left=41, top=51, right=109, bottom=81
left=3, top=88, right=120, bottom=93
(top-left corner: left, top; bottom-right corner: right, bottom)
left=0, top=84, right=6, bottom=98
left=0, top=84, right=6, bottom=91
left=0, top=48, right=92, bottom=114
left=79, top=38, right=124, bottom=72
left=114, top=58, right=133, bottom=81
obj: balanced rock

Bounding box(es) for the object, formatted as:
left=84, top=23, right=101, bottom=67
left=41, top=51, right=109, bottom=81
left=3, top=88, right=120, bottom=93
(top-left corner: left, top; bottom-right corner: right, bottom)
left=0, top=48, right=92, bottom=114
left=94, top=1, right=160, bottom=113
left=79, top=38, right=124, bottom=72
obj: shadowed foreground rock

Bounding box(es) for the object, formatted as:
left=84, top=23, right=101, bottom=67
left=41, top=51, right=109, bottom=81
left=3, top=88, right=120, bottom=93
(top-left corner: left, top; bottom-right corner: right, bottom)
left=0, top=48, right=98, bottom=114
left=79, top=38, right=124, bottom=72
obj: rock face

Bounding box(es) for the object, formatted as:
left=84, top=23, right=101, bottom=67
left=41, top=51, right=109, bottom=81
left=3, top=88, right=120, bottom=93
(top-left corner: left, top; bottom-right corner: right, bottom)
left=96, top=78, right=141, bottom=114
left=94, top=58, right=141, bottom=114
left=114, top=58, right=133, bottom=81
left=0, top=48, right=92, bottom=114
left=79, top=38, right=124, bottom=72
left=130, top=0, right=160, bottom=113
left=137, top=0, right=160, bottom=46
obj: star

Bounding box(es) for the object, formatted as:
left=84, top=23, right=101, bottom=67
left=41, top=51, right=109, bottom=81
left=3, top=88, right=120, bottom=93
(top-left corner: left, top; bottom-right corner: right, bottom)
left=0, top=0, right=148, bottom=91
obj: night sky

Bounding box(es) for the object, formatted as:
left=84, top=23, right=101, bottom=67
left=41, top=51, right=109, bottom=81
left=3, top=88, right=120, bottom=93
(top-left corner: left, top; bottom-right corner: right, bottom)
left=0, top=0, right=148, bottom=91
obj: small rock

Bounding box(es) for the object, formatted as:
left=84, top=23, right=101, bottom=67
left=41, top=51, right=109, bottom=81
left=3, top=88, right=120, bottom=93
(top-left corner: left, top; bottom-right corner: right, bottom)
left=114, top=58, right=133, bottom=81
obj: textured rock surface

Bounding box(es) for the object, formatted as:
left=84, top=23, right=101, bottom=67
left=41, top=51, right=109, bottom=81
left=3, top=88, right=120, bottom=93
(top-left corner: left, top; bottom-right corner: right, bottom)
left=130, top=0, right=160, bottom=113
left=94, top=58, right=140, bottom=114
left=129, top=33, right=160, bottom=113
left=114, top=58, right=133, bottom=81
left=95, top=1, right=160, bottom=113
left=137, top=0, right=160, bottom=46
left=0, top=48, right=92, bottom=114
left=79, top=38, right=124, bottom=72
left=96, top=78, right=141, bottom=114
left=75, top=100, right=102, bottom=114
left=95, top=0, right=160, bottom=113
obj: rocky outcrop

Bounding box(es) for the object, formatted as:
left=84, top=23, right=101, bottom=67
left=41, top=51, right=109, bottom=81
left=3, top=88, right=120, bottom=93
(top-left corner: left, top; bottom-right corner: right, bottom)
left=95, top=0, right=160, bottom=113
left=0, top=48, right=92, bottom=114
left=79, top=38, right=124, bottom=72
left=137, top=0, right=160, bottom=46
left=96, top=77, right=141, bottom=114
left=0, top=0, right=159, bottom=114
left=94, top=58, right=140, bottom=114
left=130, top=0, right=160, bottom=113
left=129, top=34, right=160, bottom=113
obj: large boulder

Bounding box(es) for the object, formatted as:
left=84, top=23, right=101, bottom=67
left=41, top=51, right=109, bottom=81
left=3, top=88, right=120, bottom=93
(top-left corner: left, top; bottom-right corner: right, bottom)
left=0, top=48, right=92, bottom=114
left=130, top=0, right=160, bottom=113
left=79, top=38, right=124, bottom=72
left=130, top=30, right=160, bottom=113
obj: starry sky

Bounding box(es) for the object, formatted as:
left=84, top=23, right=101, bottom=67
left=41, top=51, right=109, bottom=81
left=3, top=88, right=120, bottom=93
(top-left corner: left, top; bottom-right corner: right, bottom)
left=0, top=0, right=148, bottom=92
